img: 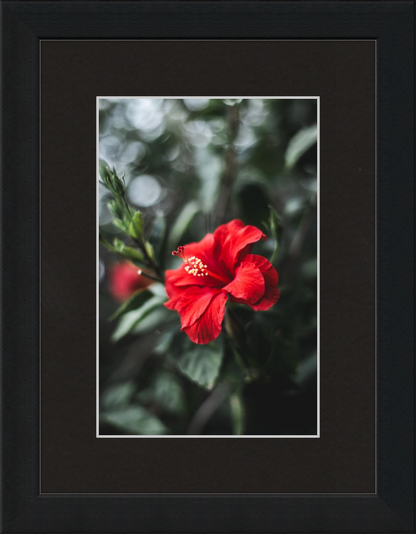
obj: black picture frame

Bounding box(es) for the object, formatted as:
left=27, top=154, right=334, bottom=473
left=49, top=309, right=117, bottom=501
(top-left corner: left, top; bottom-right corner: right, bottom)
left=1, top=2, right=414, bottom=532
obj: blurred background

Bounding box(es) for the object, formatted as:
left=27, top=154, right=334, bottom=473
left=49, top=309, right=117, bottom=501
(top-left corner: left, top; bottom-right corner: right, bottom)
left=99, top=98, right=318, bottom=436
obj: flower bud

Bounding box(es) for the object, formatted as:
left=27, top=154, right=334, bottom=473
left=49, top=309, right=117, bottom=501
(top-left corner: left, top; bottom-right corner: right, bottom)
left=109, top=261, right=153, bottom=302
left=111, top=173, right=126, bottom=196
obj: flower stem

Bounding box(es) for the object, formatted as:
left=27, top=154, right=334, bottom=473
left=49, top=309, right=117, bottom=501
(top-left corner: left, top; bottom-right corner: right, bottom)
left=187, top=385, right=230, bottom=435
left=224, top=308, right=253, bottom=379
left=99, top=233, right=163, bottom=283
left=137, top=269, right=162, bottom=283
left=118, top=190, right=165, bottom=281
left=230, top=391, right=245, bottom=435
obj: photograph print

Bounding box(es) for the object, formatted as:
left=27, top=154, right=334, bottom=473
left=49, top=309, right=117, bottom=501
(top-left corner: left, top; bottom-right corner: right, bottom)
left=98, top=97, right=319, bottom=437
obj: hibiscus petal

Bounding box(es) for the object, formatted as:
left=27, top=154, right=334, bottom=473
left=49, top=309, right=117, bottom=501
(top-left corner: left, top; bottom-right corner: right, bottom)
left=109, top=261, right=152, bottom=301
left=165, top=265, right=225, bottom=299
left=165, top=286, right=218, bottom=328
left=236, top=254, right=280, bottom=311
left=182, top=233, right=215, bottom=265
left=165, top=233, right=226, bottom=296
left=165, top=266, right=201, bottom=295
left=223, top=261, right=265, bottom=304
left=214, top=219, right=266, bottom=272
left=184, top=232, right=231, bottom=283
left=182, top=291, right=228, bottom=344
left=213, top=219, right=244, bottom=248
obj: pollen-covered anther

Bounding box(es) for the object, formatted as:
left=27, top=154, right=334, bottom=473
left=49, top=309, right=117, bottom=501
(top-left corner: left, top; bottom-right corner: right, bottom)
left=183, top=256, right=209, bottom=277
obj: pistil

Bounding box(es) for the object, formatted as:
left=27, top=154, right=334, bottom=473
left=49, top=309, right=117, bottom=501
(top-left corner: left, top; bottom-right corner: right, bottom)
left=172, top=246, right=229, bottom=284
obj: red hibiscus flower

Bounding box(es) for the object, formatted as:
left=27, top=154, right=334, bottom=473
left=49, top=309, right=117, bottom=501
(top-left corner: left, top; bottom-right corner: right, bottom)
left=109, top=261, right=153, bottom=302
left=165, top=219, right=280, bottom=344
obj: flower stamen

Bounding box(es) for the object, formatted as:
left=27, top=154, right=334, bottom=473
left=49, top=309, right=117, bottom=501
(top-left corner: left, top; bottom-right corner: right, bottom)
left=172, top=246, right=229, bottom=283
left=183, top=256, right=209, bottom=277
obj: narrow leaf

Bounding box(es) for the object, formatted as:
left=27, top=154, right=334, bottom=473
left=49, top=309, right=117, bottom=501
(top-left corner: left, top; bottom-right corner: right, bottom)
left=285, top=124, right=317, bottom=170
left=113, top=238, right=144, bottom=263
left=137, top=372, right=185, bottom=414
left=129, top=211, right=144, bottom=240
left=113, top=218, right=129, bottom=233
left=268, top=206, right=283, bottom=264
left=111, top=295, right=166, bottom=342
left=101, top=381, right=136, bottom=410
left=122, top=245, right=144, bottom=263
left=293, top=352, right=317, bottom=388
left=100, top=406, right=167, bottom=435
left=230, top=392, right=245, bottom=435
left=109, top=289, right=153, bottom=321
left=131, top=306, right=172, bottom=336
left=170, top=336, right=224, bottom=389
left=144, top=241, right=155, bottom=261
left=99, top=158, right=112, bottom=182
left=149, top=212, right=167, bottom=260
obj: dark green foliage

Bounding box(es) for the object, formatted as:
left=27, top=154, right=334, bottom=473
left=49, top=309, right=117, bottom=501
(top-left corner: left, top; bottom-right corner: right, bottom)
left=99, top=98, right=317, bottom=436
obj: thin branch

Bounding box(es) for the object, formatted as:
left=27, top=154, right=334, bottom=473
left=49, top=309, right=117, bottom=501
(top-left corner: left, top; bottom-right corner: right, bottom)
left=213, top=105, right=240, bottom=224
left=280, top=193, right=317, bottom=285
left=137, top=269, right=162, bottom=283
left=187, top=385, right=230, bottom=435
left=99, top=234, right=163, bottom=283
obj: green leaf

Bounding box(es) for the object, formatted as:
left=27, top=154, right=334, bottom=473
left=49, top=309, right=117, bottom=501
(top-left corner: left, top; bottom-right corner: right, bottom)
left=149, top=282, right=167, bottom=298
left=113, top=238, right=144, bottom=263
left=122, top=246, right=144, bottom=263
left=101, top=381, right=136, bottom=410
left=149, top=212, right=167, bottom=260
left=153, top=330, right=175, bottom=355
left=170, top=335, right=224, bottom=389
left=131, top=306, right=172, bottom=336
left=293, top=352, right=317, bottom=388
left=144, top=240, right=155, bottom=261
left=167, top=201, right=200, bottom=254
left=268, top=206, right=283, bottom=264
left=111, top=294, right=166, bottom=342
left=108, top=199, right=124, bottom=220
left=302, top=257, right=317, bottom=279
left=113, top=218, right=129, bottom=233
left=99, top=158, right=112, bottom=182
left=223, top=98, right=242, bottom=107
left=100, top=406, right=167, bottom=435
left=230, top=392, right=245, bottom=435
left=99, top=159, right=126, bottom=195
left=138, top=372, right=185, bottom=414
left=109, top=289, right=153, bottom=321
left=129, top=211, right=144, bottom=240
left=285, top=124, right=317, bottom=170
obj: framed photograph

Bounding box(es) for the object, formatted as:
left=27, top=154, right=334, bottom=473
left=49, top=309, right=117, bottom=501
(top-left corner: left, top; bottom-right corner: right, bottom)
left=97, top=96, right=319, bottom=439
left=1, top=1, right=414, bottom=533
